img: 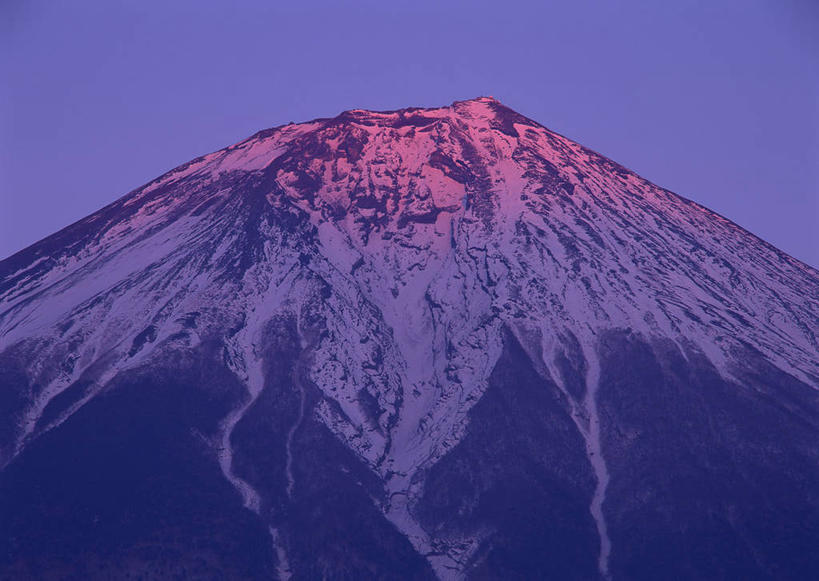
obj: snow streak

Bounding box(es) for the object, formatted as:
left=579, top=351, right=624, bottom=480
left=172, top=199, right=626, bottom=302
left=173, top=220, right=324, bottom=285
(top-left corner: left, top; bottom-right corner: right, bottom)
left=285, top=341, right=307, bottom=500
left=542, top=336, right=611, bottom=580
left=218, top=335, right=264, bottom=513
left=582, top=345, right=611, bottom=580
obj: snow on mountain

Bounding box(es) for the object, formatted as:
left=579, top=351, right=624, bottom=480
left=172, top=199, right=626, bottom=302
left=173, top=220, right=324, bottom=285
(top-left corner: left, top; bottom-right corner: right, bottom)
left=1, top=97, right=817, bottom=580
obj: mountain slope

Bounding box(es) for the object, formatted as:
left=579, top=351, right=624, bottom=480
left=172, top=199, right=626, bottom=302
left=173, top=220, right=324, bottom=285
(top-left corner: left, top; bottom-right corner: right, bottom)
left=1, top=97, right=817, bottom=580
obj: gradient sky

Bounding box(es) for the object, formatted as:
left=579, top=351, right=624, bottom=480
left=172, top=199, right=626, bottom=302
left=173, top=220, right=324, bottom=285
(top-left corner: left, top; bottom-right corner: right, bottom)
left=2, top=0, right=817, bottom=266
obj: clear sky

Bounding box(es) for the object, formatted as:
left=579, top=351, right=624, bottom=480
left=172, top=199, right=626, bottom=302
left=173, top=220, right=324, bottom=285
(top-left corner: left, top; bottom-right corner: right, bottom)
left=2, top=0, right=817, bottom=266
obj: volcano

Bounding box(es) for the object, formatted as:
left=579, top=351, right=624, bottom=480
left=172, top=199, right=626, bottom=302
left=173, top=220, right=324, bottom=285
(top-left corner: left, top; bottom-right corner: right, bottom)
left=1, top=97, right=817, bottom=580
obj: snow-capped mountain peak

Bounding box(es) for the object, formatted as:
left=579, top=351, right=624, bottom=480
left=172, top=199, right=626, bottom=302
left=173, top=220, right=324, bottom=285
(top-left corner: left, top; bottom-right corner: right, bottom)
left=1, top=98, right=817, bottom=580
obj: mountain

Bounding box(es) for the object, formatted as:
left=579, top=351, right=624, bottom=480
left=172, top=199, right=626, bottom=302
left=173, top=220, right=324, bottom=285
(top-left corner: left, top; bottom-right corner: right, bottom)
left=0, top=96, right=817, bottom=580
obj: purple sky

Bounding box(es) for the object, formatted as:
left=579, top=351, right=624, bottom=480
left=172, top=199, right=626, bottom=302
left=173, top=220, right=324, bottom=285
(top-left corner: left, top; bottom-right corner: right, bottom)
left=2, top=1, right=817, bottom=266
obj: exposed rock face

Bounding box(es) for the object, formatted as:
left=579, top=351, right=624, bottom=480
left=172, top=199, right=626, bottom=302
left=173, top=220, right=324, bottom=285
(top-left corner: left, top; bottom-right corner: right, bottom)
left=1, top=97, right=817, bottom=579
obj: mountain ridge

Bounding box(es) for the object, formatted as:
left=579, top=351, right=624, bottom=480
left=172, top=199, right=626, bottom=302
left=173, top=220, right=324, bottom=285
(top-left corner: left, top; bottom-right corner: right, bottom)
left=3, top=96, right=815, bottom=272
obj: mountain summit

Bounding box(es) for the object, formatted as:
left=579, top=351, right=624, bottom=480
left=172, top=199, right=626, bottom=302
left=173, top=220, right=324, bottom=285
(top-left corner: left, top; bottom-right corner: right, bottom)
left=1, top=98, right=817, bottom=579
